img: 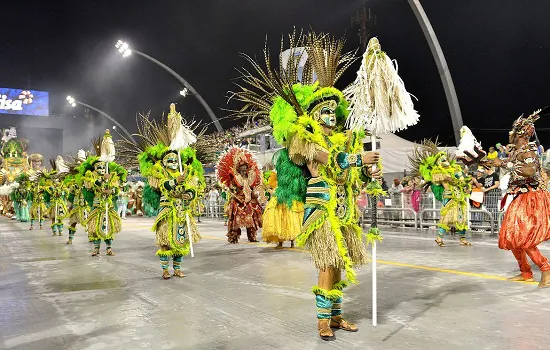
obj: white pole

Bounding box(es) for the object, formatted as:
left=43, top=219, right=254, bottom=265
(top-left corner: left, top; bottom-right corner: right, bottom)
left=105, top=164, right=109, bottom=235
left=371, top=135, right=378, bottom=328
left=186, top=212, right=195, bottom=258
left=178, top=150, right=194, bottom=258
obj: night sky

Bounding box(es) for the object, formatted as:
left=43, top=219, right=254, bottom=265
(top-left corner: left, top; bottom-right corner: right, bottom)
left=2, top=0, right=550, bottom=149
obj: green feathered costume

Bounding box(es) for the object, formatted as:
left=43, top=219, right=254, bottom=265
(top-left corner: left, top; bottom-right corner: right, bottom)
left=409, top=140, right=472, bottom=246
left=79, top=131, right=127, bottom=255
left=229, top=30, right=378, bottom=337
left=119, top=104, right=205, bottom=278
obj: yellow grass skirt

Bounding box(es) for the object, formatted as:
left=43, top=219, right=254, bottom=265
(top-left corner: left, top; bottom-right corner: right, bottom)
left=262, top=198, right=304, bottom=243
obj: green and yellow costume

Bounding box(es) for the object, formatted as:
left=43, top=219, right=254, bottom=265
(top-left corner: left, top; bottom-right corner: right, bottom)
left=409, top=141, right=472, bottom=246
left=65, top=172, right=93, bottom=244
left=230, top=31, right=380, bottom=339
left=119, top=104, right=205, bottom=279
left=45, top=178, right=68, bottom=236
left=29, top=176, right=48, bottom=229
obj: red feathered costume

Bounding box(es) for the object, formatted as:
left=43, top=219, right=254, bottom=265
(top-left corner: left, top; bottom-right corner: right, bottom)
left=497, top=110, right=550, bottom=288
left=217, top=147, right=263, bottom=243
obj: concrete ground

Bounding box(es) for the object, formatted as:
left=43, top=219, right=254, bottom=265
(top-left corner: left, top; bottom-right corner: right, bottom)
left=1, top=217, right=550, bottom=350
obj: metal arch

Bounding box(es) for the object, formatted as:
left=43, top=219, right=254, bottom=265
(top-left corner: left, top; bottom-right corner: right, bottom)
left=408, top=0, right=464, bottom=146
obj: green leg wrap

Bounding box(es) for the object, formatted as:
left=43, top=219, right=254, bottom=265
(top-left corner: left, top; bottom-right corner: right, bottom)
left=173, top=255, right=183, bottom=270
left=105, top=239, right=113, bottom=250
left=159, top=256, right=169, bottom=270
left=93, top=240, right=101, bottom=251
left=331, top=296, right=343, bottom=317
left=316, top=295, right=333, bottom=320
left=68, top=226, right=76, bottom=240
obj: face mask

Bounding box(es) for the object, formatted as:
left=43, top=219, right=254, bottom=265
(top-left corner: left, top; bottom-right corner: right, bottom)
left=320, top=106, right=336, bottom=128
left=163, top=154, right=179, bottom=170
left=95, top=162, right=106, bottom=175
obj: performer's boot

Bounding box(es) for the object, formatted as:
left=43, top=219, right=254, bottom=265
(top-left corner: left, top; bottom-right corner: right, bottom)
left=539, top=270, right=550, bottom=288
left=315, top=294, right=335, bottom=341
left=51, top=223, right=57, bottom=236
left=435, top=228, right=445, bottom=247
left=290, top=240, right=295, bottom=248
left=275, top=242, right=283, bottom=249
left=105, top=239, right=115, bottom=256
left=159, top=255, right=170, bottom=279
left=67, top=226, right=76, bottom=244
left=29, top=220, right=34, bottom=230
left=456, top=229, right=472, bottom=246
left=246, top=227, right=258, bottom=242
left=330, top=296, right=358, bottom=332
left=227, top=228, right=241, bottom=244
left=58, top=224, right=63, bottom=236
left=39, top=220, right=43, bottom=230
left=92, top=240, right=100, bottom=256
left=173, top=255, right=185, bottom=277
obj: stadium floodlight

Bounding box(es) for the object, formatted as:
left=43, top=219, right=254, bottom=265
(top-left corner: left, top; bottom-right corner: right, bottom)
left=115, top=40, right=132, bottom=58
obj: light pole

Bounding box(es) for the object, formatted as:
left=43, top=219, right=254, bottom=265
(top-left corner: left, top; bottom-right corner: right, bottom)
left=66, top=96, right=136, bottom=143
left=115, top=40, right=223, bottom=132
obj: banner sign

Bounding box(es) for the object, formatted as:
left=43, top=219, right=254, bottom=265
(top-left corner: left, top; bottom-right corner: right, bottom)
left=0, top=88, right=49, bottom=116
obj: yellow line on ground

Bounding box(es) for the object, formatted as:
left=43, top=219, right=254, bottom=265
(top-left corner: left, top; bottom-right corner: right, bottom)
left=201, top=235, right=538, bottom=285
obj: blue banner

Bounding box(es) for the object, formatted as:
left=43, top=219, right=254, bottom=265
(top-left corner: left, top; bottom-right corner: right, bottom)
left=0, top=88, right=49, bottom=116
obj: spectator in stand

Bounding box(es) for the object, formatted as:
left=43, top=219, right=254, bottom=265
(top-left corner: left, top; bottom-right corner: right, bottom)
left=388, top=178, right=403, bottom=227
left=470, top=167, right=485, bottom=230
left=496, top=143, right=507, bottom=159
left=208, top=187, right=220, bottom=218
left=487, top=146, right=498, bottom=160
left=481, top=166, right=500, bottom=231
left=381, top=179, right=389, bottom=192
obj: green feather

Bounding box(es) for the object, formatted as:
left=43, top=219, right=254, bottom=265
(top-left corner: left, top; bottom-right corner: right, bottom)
left=273, top=149, right=307, bottom=208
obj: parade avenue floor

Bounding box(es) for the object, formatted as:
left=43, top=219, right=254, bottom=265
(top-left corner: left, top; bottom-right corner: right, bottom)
left=1, top=217, right=550, bottom=350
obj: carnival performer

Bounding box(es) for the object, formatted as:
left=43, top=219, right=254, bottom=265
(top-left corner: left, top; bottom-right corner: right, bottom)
left=488, top=110, right=550, bottom=288
left=262, top=162, right=300, bottom=248
left=229, top=31, right=382, bottom=340
left=65, top=150, right=91, bottom=244
left=12, top=174, right=31, bottom=222
left=45, top=156, right=70, bottom=236
left=410, top=141, right=473, bottom=247
left=118, top=104, right=204, bottom=279
left=80, top=130, right=126, bottom=256
left=27, top=153, right=46, bottom=229
left=217, top=147, right=264, bottom=244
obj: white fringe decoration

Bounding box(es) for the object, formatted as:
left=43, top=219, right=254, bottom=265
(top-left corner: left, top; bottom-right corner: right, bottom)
left=55, top=155, right=70, bottom=174
left=99, top=130, right=116, bottom=163
left=0, top=182, right=19, bottom=196
left=344, top=37, right=420, bottom=134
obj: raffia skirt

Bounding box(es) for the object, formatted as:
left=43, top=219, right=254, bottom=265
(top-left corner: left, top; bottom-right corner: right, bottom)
left=499, top=190, right=550, bottom=250
left=262, top=198, right=304, bottom=243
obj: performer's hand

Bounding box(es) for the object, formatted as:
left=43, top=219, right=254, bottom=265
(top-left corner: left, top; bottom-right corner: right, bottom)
left=369, top=167, right=383, bottom=180
left=491, top=158, right=503, bottom=167
left=176, top=175, right=186, bottom=184
left=307, top=160, right=320, bottom=177
left=182, top=192, right=192, bottom=200
left=361, top=151, right=380, bottom=165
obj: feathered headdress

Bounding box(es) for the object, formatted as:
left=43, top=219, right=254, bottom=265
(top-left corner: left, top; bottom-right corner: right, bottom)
left=216, top=147, right=262, bottom=190
left=511, top=108, right=541, bottom=139
left=117, top=106, right=201, bottom=172
left=228, top=29, right=356, bottom=144
left=409, top=140, right=446, bottom=181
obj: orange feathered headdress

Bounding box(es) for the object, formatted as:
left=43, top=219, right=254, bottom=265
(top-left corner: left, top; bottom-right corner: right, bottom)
left=216, top=147, right=261, bottom=189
